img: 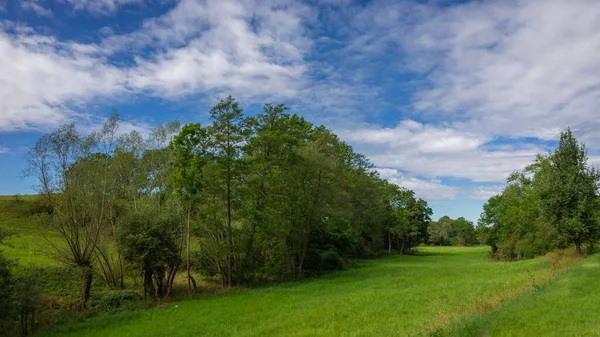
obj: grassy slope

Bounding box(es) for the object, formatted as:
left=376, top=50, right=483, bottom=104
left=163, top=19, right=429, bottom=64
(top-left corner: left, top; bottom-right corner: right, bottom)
left=0, top=196, right=59, bottom=267
left=40, top=246, right=557, bottom=337
left=435, top=253, right=600, bottom=337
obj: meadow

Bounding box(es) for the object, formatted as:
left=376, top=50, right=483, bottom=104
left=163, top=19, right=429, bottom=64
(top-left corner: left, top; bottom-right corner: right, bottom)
left=38, top=246, right=589, bottom=337
left=2, top=196, right=598, bottom=336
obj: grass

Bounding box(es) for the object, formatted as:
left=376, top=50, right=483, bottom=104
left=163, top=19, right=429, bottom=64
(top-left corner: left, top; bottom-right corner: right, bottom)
left=433, top=252, right=600, bottom=337
left=39, top=246, right=567, bottom=337
left=0, top=195, right=59, bottom=267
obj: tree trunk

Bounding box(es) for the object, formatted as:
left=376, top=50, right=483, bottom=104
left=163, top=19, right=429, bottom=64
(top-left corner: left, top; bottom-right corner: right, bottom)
left=388, top=231, right=392, bottom=254
left=143, top=268, right=155, bottom=300
left=118, top=254, right=124, bottom=289
left=238, top=221, right=257, bottom=285
left=187, top=205, right=192, bottom=296
left=226, top=171, right=233, bottom=288
left=155, top=267, right=165, bottom=299
left=400, top=239, right=405, bottom=255
left=575, top=242, right=582, bottom=256
left=80, top=265, right=93, bottom=311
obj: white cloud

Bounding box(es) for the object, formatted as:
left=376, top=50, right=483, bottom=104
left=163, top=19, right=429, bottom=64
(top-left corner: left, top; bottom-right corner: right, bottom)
left=0, top=26, right=128, bottom=132
left=60, top=0, right=145, bottom=15
left=121, top=0, right=313, bottom=101
left=0, top=0, right=315, bottom=132
left=0, top=146, right=9, bottom=154
left=338, top=121, right=538, bottom=183
left=20, top=1, right=53, bottom=17
left=470, top=185, right=505, bottom=200
left=376, top=167, right=458, bottom=201
left=404, top=0, right=600, bottom=144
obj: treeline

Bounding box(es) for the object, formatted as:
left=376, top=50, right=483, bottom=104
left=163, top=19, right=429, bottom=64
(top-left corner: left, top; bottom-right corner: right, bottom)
left=428, top=216, right=477, bottom=246
left=477, top=129, right=600, bottom=260
left=20, top=96, right=432, bottom=311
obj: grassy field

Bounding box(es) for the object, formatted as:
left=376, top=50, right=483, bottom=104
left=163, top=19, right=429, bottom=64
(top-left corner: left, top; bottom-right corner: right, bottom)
left=434, top=252, right=600, bottom=336
left=39, top=246, right=576, bottom=337
left=0, top=195, right=60, bottom=267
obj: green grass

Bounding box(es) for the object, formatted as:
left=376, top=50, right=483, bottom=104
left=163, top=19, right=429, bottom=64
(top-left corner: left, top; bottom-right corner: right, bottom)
left=0, top=196, right=59, bottom=267
left=39, top=246, right=561, bottom=337
left=434, top=252, right=600, bottom=337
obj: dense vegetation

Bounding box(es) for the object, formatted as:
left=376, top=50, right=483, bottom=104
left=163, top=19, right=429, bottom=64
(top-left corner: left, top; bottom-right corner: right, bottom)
left=427, top=216, right=476, bottom=246
left=478, top=129, right=600, bottom=260
left=0, top=97, right=434, bottom=334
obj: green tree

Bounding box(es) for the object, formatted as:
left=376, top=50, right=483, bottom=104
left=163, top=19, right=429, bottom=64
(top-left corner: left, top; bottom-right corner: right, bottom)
left=534, top=128, right=600, bottom=255
left=25, top=117, right=118, bottom=310
left=117, top=203, right=182, bottom=299
left=171, top=123, right=209, bottom=294
left=208, top=96, right=248, bottom=287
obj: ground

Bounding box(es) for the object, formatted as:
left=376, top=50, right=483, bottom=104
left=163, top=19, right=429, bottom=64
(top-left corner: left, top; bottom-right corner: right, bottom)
left=38, top=246, right=597, bottom=337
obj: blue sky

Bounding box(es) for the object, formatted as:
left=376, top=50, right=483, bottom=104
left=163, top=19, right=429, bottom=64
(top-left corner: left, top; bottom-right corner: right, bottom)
left=1, top=0, right=599, bottom=222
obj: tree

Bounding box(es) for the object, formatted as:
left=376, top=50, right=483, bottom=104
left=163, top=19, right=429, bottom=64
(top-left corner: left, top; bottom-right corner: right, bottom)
left=208, top=96, right=249, bottom=287
left=534, top=128, right=600, bottom=255
left=428, top=216, right=453, bottom=246
left=117, top=203, right=182, bottom=299
left=25, top=117, right=119, bottom=310
left=171, top=123, right=209, bottom=294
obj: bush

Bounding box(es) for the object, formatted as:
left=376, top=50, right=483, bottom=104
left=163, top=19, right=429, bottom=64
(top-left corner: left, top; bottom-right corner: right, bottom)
left=101, top=291, right=142, bottom=310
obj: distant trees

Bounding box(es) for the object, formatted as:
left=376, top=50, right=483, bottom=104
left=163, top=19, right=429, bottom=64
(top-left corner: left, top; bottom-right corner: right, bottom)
left=479, top=128, right=600, bottom=260
left=428, top=216, right=476, bottom=246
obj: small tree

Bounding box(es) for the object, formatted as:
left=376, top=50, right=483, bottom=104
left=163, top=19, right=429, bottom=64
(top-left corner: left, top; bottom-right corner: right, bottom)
left=117, top=203, right=182, bottom=300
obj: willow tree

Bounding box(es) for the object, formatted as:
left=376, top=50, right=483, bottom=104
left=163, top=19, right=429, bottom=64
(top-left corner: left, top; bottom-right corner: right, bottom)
left=25, top=116, right=119, bottom=310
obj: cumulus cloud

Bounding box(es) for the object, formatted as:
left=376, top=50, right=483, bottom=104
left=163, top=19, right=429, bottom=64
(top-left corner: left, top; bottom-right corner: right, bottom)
left=338, top=121, right=540, bottom=183
left=0, top=25, right=128, bottom=132
left=0, top=0, right=315, bottom=131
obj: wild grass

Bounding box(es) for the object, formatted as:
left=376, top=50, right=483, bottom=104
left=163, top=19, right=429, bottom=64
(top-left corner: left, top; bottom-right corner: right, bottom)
left=0, top=195, right=60, bottom=267
left=39, top=246, right=566, bottom=337
left=431, top=250, right=599, bottom=337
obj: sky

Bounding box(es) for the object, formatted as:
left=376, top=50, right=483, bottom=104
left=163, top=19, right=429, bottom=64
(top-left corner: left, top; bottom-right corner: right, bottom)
left=0, top=0, right=599, bottom=222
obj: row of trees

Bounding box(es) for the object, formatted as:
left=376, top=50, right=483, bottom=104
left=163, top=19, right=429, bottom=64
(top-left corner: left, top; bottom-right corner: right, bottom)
left=25, top=97, right=433, bottom=309
left=428, top=216, right=476, bottom=246
left=477, top=129, right=600, bottom=260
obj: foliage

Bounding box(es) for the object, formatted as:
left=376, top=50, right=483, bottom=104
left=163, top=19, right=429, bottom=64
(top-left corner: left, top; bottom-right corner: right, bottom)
left=428, top=216, right=477, bottom=246
left=479, top=128, right=600, bottom=259
left=117, top=203, right=182, bottom=299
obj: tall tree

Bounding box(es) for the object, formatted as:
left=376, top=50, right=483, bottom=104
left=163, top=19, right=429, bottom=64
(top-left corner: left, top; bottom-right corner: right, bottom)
left=535, top=128, right=600, bottom=255
left=208, top=96, right=248, bottom=287
left=171, top=123, right=209, bottom=294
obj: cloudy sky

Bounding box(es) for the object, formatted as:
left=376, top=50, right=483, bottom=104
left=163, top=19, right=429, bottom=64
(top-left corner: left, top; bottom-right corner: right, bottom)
left=0, top=0, right=599, bottom=221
